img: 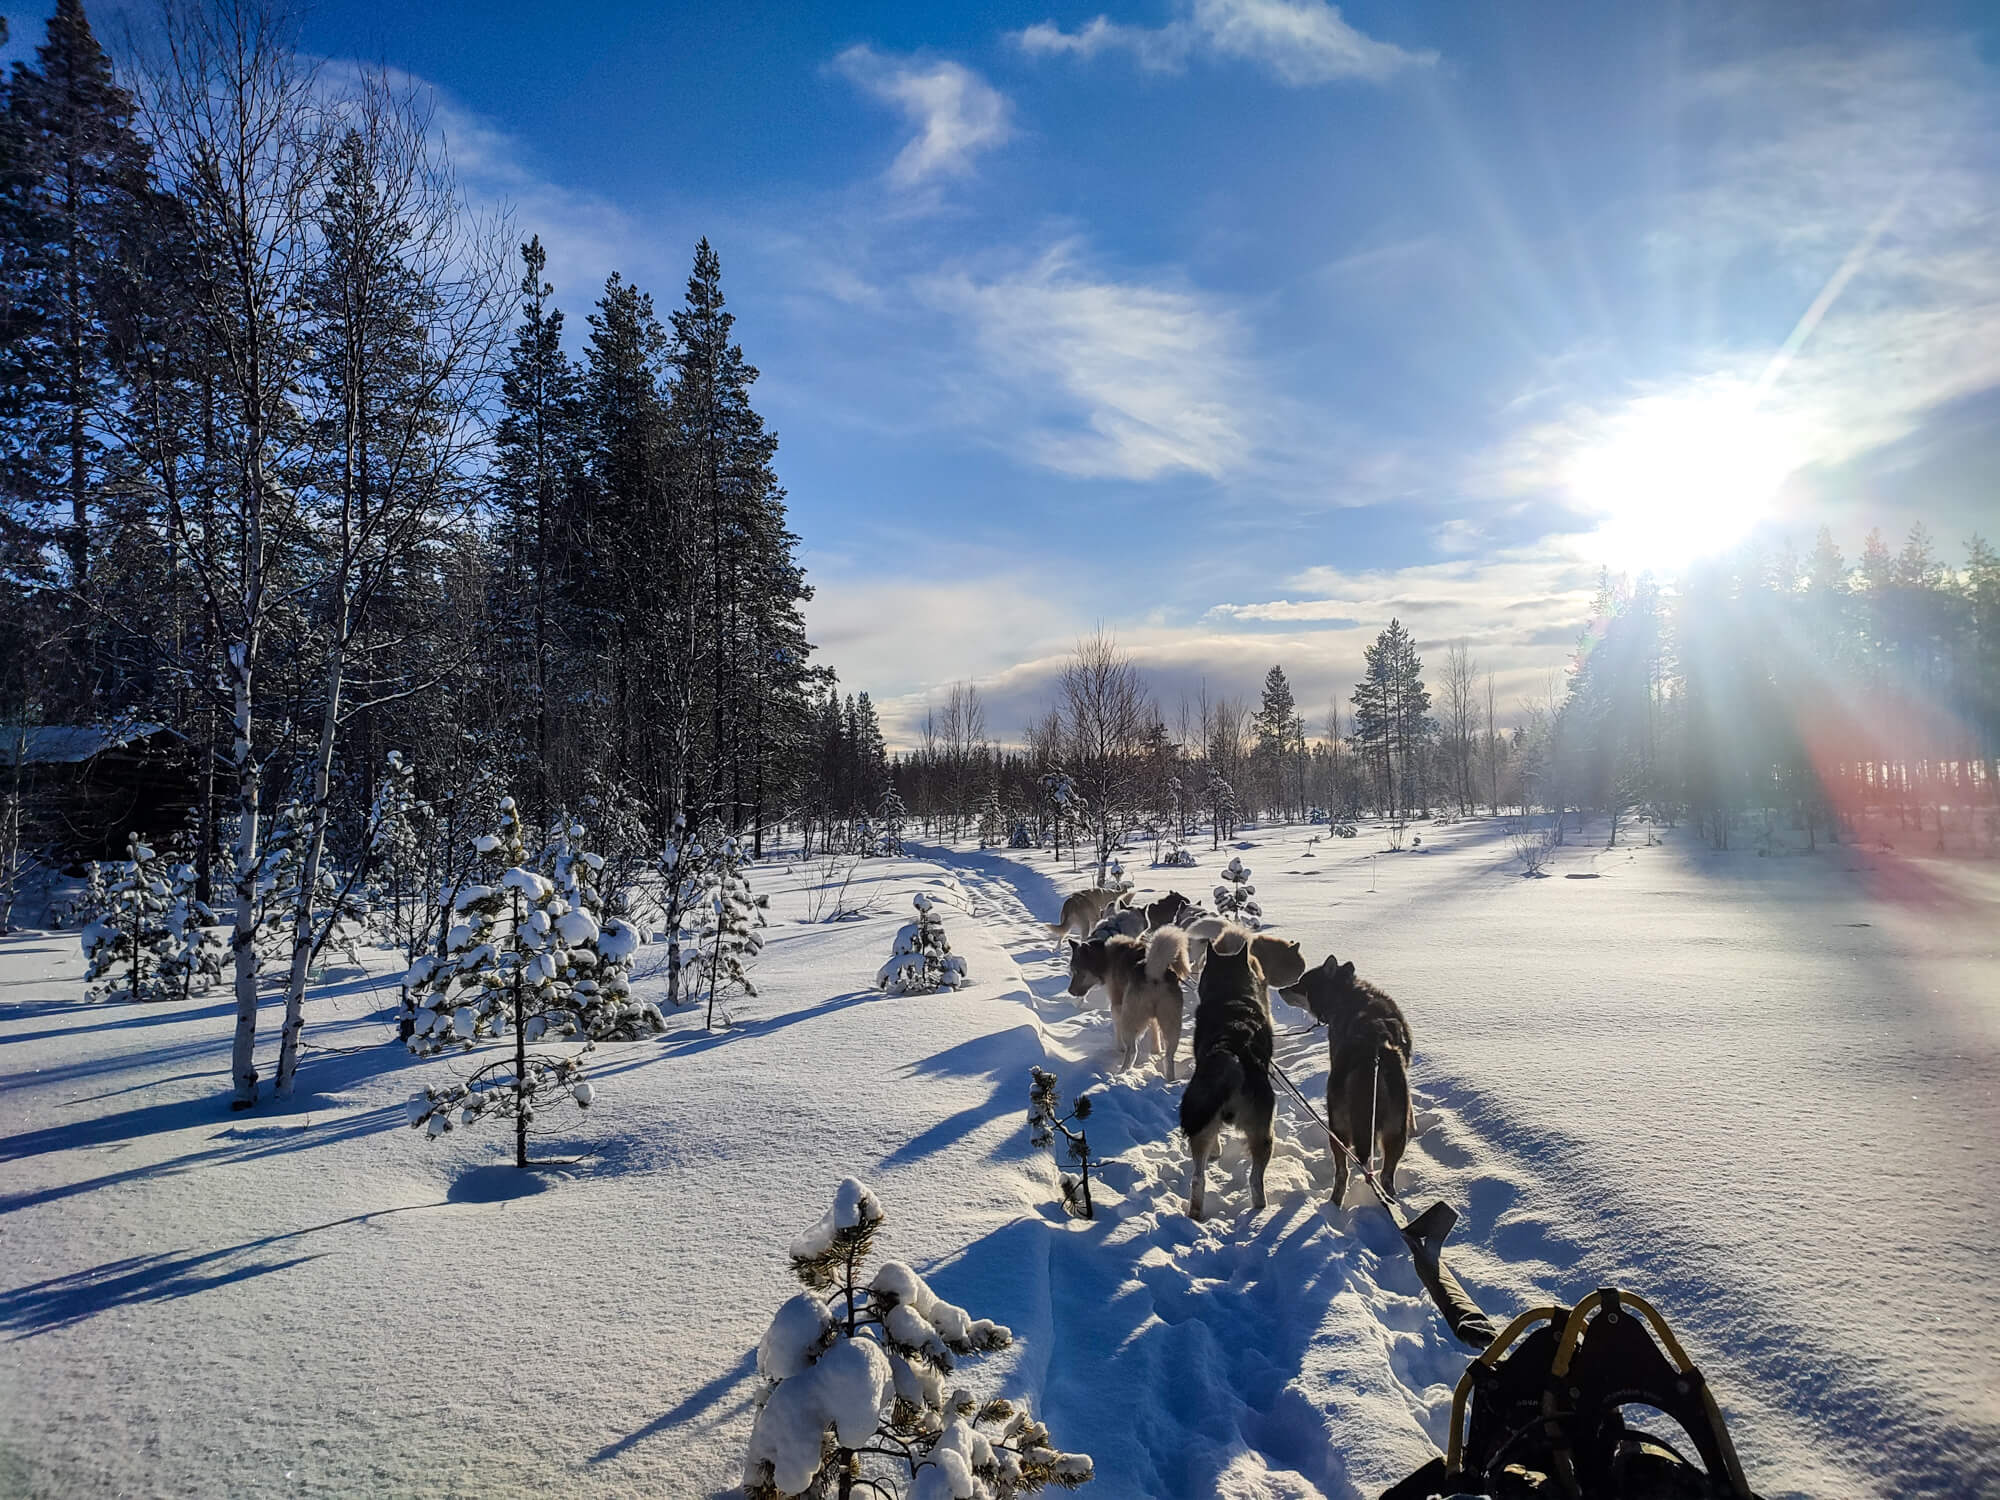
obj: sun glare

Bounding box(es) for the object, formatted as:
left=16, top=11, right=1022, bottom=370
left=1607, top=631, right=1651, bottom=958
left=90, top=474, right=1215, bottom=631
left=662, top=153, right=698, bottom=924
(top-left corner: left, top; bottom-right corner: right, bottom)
left=1569, top=396, right=1801, bottom=573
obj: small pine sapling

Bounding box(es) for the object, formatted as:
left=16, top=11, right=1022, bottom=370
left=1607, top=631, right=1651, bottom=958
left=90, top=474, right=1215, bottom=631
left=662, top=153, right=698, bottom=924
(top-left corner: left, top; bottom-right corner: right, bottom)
left=547, top=819, right=658, bottom=1038
left=1213, top=856, right=1261, bottom=927
left=976, top=786, right=1005, bottom=849
left=876, top=892, right=969, bottom=995
left=157, top=859, right=225, bottom=1001
left=1007, top=821, right=1033, bottom=850
left=1103, top=858, right=1133, bottom=905
left=80, top=836, right=174, bottom=1001
left=1027, top=1068, right=1098, bottom=1219
left=876, top=787, right=908, bottom=856
left=652, top=814, right=714, bottom=1009
left=743, top=1179, right=1093, bottom=1500
left=700, top=834, right=769, bottom=1028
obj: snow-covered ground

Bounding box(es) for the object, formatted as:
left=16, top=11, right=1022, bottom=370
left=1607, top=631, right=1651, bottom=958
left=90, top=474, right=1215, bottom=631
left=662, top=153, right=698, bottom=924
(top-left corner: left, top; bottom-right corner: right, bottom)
left=0, top=822, right=1994, bottom=1498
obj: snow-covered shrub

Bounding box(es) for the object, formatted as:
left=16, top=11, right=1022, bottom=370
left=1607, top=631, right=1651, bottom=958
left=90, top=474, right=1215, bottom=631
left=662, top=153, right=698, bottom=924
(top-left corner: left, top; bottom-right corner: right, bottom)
left=743, top=1178, right=1093, bottom=1500
left=404, top=1043, right=594, bottom=1169
left=877, top=892, right=968, bottom=994
left=1212, top=856, right=1261, bottom=927
left=1007, top=822, right=1034, bottom=850
left=1028, top=1068, right=1097, bottom=1219
left=367, top=750, right=426, bottom=957
left=694, top=834, right=768, bottom=1028
left=1332, top=822, right=1359, bottom=839
left=81, top=836, right=173, bottom=1001
left=1156, top=838, right=1197, bottom=869
left=51, top=861, right=109, bottom=930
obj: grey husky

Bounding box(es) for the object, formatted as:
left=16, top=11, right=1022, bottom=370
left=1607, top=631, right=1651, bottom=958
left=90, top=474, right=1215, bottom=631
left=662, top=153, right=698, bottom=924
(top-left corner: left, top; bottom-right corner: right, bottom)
left=1290, top=954, right=1413, bottom=1204
left=1177, top=924, right=1274, bottom=1219
left=1065, top=927, right=1191, bottom=1077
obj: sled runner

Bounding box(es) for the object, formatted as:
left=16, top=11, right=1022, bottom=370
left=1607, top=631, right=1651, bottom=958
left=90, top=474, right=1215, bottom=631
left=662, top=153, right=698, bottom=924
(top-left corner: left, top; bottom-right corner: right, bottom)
left=1383, top=1285, right=1763, bottom=1500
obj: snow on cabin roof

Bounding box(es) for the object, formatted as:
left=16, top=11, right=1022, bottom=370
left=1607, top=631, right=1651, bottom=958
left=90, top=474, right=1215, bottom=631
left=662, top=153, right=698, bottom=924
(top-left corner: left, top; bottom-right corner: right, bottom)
left=0, top=722, right=170, bottom=766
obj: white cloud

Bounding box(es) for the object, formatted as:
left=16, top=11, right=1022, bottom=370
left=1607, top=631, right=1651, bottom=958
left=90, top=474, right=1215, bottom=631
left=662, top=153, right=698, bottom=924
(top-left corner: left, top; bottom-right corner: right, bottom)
left=833, top=46, right=1013, bottom=187
left=917, top=242, right=1254, bottom=480
left=1014, top=0, right=1436, bottom=86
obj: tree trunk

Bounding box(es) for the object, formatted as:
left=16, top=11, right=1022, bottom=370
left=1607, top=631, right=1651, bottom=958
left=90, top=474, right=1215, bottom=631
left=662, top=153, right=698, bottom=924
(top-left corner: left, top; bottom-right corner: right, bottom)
left=274, top=630, right=347, bottom=1097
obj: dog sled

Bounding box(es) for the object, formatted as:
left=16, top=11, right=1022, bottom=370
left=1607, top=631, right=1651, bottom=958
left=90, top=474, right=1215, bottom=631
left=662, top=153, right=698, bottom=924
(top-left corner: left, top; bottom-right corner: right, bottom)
left=1268, top=1064, right=1764, bottom=1499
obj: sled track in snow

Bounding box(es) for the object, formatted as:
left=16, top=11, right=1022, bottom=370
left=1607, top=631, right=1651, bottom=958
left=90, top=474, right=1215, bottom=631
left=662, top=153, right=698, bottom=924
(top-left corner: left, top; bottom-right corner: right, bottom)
left=915, top=842, right=1536, bottom=1498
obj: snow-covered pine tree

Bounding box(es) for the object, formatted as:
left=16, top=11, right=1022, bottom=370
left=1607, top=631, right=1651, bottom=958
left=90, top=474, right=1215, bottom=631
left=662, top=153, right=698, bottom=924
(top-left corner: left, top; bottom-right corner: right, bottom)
left=403, top=799, right=600, bottom=1168
left=877, top=785, right=908, bottom=856
left=256, top=798, right=366, bottom=972
left=652, top=813, right=713, bottom=1010
left=367, top=749, right=425, bottom=959
left=743, top=1178, right=1093, bottom=1500
left=1157, top=838, right=1196, bottom=869
left=546, top=818, right=657, bottom=1038
left=876, top=892, right=969, bottom=995
left=699, top=834, right=768, bottom=1028
left=156, top=859, right=225, bottom=1002
left=80, top=834, right=172, bottom=1001
left=1103, top=858, right=1133, bottom=905
left=976, top=786, right=1004, bottom=849
left=1213, top=856, right=1261, bottom=927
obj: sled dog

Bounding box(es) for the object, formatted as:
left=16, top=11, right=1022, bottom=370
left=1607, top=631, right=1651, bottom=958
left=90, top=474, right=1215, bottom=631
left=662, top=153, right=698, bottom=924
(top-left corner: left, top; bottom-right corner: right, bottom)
left=1178, top=924, right=1274, bottom=1219
left=1181, top=916, right=1305, bottom=1003
left=1291, top=954, right=1413, bottom=1204
left=1143, top=890, right=1197, bottom=931
left=1065, top=927, right=1192, bottom=1078
left=1087, top=906, right=1147, bottom=941
left=1047, top=887, right=1125, bottom=943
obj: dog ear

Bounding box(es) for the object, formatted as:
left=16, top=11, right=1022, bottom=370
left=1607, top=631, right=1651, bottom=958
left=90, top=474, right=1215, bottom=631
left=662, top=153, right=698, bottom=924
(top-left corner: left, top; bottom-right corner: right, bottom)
left=1338, top=960, right=1356, bottom=983
left=1067, top=939, right=1080, bottom=957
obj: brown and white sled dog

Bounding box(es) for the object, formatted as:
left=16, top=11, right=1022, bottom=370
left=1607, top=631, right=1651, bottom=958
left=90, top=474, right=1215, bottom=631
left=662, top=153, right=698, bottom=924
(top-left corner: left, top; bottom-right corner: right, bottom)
left=1178, top=924, right=1275, bottom=1219
left=1047, top=887, right=1125, bottom=943
left=1290, top=954, right=1413, bottom=1204
left=1182, top=916, right=1306, bottom=1003
left=1065, top=927, right=1191, bottom=1078
left=1087, top=906, right=1147, bottom=941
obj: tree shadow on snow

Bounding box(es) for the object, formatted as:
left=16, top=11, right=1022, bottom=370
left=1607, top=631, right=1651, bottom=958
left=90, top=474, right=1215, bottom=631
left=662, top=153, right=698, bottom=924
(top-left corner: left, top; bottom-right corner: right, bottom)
left=879, top=1026, right=1045, bottom=1170
left=446, top=1162, right=561, bottom=1203
left=0, top=1200, right=446, bottom=1338
left=591, top=1349, right=756, bottom=1467
left=656, top=988, right=894, bottom=1059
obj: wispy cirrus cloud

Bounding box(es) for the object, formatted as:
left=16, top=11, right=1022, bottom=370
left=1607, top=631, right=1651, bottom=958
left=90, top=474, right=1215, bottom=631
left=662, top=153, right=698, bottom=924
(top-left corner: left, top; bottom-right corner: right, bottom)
left=832, top=46, right=1013, bottom=187
left=915, top=242, right=1253, bottom=480
left=1014, top=0, right=1436, bottom=86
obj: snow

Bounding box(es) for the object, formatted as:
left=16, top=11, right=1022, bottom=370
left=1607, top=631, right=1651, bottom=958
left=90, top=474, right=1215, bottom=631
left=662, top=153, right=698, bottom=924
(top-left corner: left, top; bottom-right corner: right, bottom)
left=0, top=824, right=1994, bottom=1497
left=791, top=1175, right=886, bottom=1260
left=757, top=1293, right=834, bottom=1380
left=743, top=1336, right=894, bottom=1494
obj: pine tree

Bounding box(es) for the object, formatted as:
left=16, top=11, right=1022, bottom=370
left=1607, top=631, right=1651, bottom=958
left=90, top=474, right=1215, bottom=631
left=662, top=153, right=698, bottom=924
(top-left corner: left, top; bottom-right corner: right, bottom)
left=492, top=236, right=585, bottom=827
left=1027, top=1068, right=1097, bottom=1219
left=80, top=833, right=172, bottom=1000
left=1212, top=856, right=1260, bottom=927
left=876, top=892, right=969, bottom=995
left=699, top=832, right=767, bottom=1028
left=0, top=0, right=154, bottom=626
left=157, top=857, right=224, bottom=1000
left=743, top=1179, right=1092, bottom=1500
left=877, top=784, right=908, bottom=856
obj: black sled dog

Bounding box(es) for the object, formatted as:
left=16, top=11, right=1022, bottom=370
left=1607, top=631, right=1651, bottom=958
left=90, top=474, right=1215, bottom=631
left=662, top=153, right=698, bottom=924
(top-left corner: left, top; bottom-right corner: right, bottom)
left=1178, top=923, right=1274, bottom=1219
left=1290, top=954, right=1413, bottom=1204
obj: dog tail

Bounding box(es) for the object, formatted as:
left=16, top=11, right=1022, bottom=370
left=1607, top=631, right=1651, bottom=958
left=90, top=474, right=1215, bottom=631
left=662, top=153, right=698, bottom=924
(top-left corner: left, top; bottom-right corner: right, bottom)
left=1145, top=925, right=1190, bottom=983
left=1179, top=1049, right=1243, bottom=1140
left=1183, top=913, right=1228, bottom=947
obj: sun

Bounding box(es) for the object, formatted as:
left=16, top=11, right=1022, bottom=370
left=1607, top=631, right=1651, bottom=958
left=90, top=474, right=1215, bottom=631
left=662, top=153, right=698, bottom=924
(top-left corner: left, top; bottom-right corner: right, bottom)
left=1568, top=394, right=1801, bottom=573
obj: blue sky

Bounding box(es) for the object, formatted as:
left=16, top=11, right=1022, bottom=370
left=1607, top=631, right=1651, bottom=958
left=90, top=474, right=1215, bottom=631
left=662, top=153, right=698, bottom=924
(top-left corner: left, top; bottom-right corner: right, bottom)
left=9, top=0, right=1998, bottom=743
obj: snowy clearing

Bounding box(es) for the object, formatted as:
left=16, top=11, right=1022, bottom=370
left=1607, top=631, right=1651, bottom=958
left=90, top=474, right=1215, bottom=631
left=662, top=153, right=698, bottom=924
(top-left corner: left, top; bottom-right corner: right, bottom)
left=1, top=824, right=1995, bottom=1498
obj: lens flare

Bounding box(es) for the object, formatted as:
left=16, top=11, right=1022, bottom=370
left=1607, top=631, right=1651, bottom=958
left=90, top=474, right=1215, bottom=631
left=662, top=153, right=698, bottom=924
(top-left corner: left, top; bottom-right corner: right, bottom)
left=1569, top=395, right=1801, bottom=571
